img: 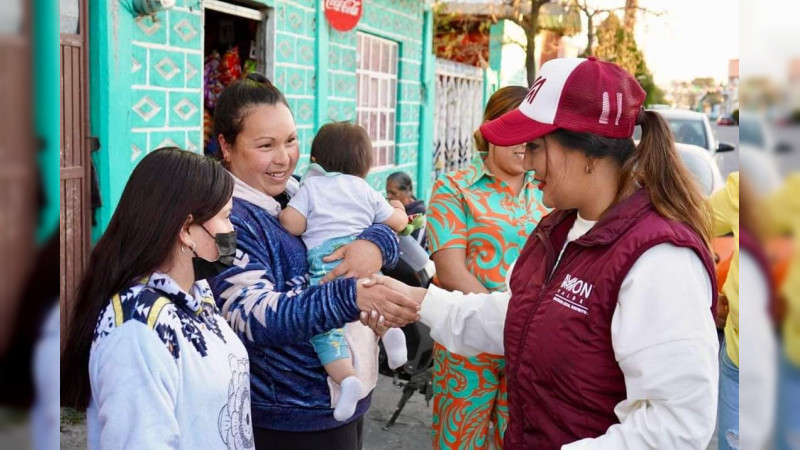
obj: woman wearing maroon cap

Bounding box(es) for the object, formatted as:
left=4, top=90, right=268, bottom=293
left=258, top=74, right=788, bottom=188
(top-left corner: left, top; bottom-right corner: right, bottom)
left=360, top=57, right=719, bottom=449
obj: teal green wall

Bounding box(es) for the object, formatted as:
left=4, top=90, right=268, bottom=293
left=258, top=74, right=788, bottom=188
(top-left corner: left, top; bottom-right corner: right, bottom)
left=91, top=0, right=432, bottom=238
left=35, top=0, right=60, bottom=242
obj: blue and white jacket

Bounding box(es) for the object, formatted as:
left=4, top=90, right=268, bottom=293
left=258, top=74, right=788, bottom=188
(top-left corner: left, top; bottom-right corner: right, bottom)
left=87, top=273, right=252, bottom=450
left=209, top=173, right=399, bottom=432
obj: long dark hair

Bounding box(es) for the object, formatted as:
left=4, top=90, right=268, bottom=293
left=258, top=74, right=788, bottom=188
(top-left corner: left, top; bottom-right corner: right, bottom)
left=548, top=110, right=712, bottom=248
left=61, top=148, right=234, bottom=410
left=213, top=73, right=289, bottom=166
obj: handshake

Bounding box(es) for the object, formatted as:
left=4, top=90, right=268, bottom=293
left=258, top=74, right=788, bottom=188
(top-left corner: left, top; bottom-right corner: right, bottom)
left=355, top=274, right=426, bottom=332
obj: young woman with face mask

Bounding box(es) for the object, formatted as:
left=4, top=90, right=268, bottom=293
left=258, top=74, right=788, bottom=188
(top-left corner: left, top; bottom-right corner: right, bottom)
left=61, top=148, right=254, bottom=449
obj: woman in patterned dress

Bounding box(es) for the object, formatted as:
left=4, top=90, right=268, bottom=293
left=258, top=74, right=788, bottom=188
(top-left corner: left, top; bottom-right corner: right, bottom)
left=426, top=86, right=550, bottom=449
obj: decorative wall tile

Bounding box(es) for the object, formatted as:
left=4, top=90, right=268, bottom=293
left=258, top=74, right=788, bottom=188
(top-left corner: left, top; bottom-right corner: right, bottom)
left=298, top=43, right=314, bottom=65
left=149, top=49, right=185, bottom=88
left=185, top=53, right=202, bottom=88
left=133, top=13, right=166, bottom=42
left=149, top=132, right=184, bottom=151
left=170, top=94, right=202, bottom=127
left=168, top=10, right=201, bottom=49
left=131, top=44, right=147, bottom=85
left=131, top=90, right=166, bottom=128
left=130, top=132, right=148, bottom=163
left=185, top=130, right=203, bottom=154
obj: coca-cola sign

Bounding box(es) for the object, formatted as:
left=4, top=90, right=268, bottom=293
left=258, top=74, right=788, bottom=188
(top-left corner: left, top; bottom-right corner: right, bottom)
left=324, top=0, right=362, bottom=32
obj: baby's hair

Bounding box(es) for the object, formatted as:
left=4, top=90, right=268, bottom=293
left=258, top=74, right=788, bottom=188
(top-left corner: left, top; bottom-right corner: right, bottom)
left=310, top=122, right=373, bottom=178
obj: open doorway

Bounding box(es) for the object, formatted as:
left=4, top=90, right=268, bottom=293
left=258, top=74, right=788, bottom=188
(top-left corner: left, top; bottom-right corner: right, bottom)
left=202, top=0, right=271, bottom=156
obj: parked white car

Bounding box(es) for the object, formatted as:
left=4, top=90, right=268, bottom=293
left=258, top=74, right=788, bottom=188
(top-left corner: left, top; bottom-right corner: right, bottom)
left=675, top=143, right=724, bottom=196
left=634, top=109, right=736, bottom=155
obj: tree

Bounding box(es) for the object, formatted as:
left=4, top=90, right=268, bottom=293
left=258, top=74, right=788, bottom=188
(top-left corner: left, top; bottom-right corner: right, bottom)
left=594, top=13, right=664, bottom=106
left=573, top=0, right=662, bottom=56
left=623, top=0, right=638, bottom=31
left=434, top=0, right=573, bottom=85
left=594, top=13, right=640, bottom=74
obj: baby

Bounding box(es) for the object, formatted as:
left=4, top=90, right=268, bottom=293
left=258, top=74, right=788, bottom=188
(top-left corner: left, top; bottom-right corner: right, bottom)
left=280, top=122, right=409, bottom=421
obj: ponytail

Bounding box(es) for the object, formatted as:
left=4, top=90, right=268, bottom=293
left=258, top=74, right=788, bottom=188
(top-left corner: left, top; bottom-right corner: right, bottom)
left=624, top=110, right=713, bottom=248
left=549, top=111, right=713, bottom=249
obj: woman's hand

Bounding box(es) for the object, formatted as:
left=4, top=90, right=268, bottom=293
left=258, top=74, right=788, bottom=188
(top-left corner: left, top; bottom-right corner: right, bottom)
left=321, top=239, right=383, bottom=283
left=355, top=278, right=420, bottom=328
left=359, top=311, right=389, bottom=337
left=358, top=274, right=427, bottom=330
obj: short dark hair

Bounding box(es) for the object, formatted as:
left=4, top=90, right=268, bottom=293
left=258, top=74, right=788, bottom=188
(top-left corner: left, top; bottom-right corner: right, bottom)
left=310, top=122, right=373, bottom=177
left=387, top=171, right=413, bottom=192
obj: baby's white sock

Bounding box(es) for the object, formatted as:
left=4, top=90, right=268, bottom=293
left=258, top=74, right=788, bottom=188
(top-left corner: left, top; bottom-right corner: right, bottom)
left=382, top=328, right=408, bottom=370
left=333, top=376, right=363, bottom=422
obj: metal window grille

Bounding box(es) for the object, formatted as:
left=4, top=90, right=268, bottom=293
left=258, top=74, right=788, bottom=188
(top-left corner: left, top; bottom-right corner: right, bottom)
left=356, top=33, right=398, bottom=168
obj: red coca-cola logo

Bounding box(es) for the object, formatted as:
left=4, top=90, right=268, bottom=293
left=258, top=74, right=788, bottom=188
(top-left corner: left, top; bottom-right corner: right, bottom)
left=324, top=0, right=362, bottom=32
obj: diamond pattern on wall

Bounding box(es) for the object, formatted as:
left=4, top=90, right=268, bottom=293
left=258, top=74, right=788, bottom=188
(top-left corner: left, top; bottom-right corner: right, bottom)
left=299, top=45, right=313, bottom=64
left=288, top=12, right=303, bottom=32
left=132, top=56, right=142, bottom=74
left=154, top=57, right=181, bottom=81
left=298, top=103, right=313, bottom=122
left=185, top=61, right=199, bottom=83
left=173, top=98, right=199, bottom=121
left=132, top=144, right=143, bottom=162
left=173, top=19, right=198, bottom=42
left=136, top=17, right=162, bottom=36
left=278, top=41, right=293, bottom=59
left=156, top=138, right=180, bottom=149
left=132, top=97, right=162, bottom=122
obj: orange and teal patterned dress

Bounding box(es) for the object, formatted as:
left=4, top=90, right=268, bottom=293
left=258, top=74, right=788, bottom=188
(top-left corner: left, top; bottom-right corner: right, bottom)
left=426, top=156, right=549, bottom=449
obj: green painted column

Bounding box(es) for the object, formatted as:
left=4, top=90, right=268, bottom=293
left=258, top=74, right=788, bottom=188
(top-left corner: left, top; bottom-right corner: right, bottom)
left=314, top=4, right=329, bottom=132
left=90, top=0, right=134, bottom=241
left=417, top=6, right=435, bottom=202
left=34, top=0, right=59, bottom=242
left=485, top=20, right=505, bottom=107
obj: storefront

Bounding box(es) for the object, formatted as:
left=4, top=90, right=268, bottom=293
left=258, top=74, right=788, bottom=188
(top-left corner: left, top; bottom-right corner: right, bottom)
left=89, top=0, right=435, bottom=238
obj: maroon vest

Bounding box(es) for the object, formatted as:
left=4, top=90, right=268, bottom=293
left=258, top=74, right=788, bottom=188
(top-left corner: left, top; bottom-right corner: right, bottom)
left=503, top=189, right=717, bottom=449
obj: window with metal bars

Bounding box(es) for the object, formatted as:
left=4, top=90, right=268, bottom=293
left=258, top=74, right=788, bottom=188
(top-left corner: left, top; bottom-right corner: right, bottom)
left=356, top=33, right=398, bottom=168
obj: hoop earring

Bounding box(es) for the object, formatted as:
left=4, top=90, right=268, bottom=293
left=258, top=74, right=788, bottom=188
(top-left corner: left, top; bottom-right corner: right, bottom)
left=180, top=242, right=196, bottom=254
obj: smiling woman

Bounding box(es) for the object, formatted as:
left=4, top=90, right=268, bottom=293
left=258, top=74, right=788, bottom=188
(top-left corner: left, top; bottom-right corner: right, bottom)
left=206, top=74, right=420, bottom=450
left=425, top=85, right=550, bottom=449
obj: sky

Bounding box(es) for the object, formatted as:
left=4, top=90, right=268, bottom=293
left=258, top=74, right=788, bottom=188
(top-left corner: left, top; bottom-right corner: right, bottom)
left=634, top=0, right=739, bottom=85
left=565, top=0, right=740, bottom=85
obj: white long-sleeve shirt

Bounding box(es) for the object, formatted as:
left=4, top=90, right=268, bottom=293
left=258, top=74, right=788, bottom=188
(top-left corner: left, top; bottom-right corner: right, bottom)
left=420, top=215, right=719, bottom=449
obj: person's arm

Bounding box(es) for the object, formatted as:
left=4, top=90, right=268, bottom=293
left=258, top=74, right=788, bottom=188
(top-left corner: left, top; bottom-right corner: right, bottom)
left=382, top=200, right=409, bottom=233
left=420, top=284, right=508, bottom=356
left=210, top=216, right=415, bottom=346
left=320, top=224, right=400, bottom=282
left=426, top=176, right=489, bottom=294
left=709, top=172, right=739, bottom=237
left=363, top=268, right=512, bottom=356
left=280, top=184, right=310, bottom=236
left=563, top=244, right=719, bottom=449
left=278, top=206, right=307, bottom=236
left=90, top=322, right=180, bottom=449
left=432, top=249, right=490, bottom=294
